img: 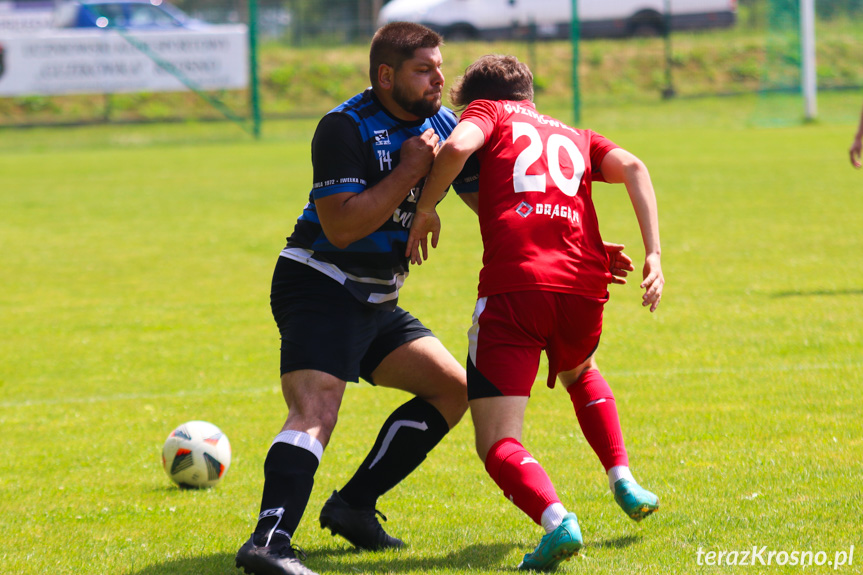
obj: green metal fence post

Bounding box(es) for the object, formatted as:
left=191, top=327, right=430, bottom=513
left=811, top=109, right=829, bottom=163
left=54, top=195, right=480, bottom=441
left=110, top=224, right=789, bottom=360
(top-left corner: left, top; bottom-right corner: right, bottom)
left=570, top=0, right=580, bottom=125
left=662, top=0, right=676, bottom=99
left=248, top=0, right=261, bottom=139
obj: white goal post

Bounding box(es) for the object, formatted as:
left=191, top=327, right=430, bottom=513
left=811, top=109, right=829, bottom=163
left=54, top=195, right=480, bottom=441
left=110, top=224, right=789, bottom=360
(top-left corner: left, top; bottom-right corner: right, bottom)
left=800, top=0, right=817, bottom=120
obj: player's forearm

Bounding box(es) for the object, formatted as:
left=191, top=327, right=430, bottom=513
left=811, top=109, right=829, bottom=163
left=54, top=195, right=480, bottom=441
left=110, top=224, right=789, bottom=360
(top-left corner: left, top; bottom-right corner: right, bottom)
left=320, top=164, right=427, bottom=248
left=418, top=121, right=485, bottom=214
left=416, top=143, right=470, bottom=213
left=633, top=197, right=662, bottom=258
left=623, top=163, right=662, bottom=257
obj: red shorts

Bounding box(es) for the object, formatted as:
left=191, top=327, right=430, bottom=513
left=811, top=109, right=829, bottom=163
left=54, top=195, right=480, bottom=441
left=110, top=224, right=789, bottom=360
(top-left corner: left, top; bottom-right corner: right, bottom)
left=467, top=290, right=607, bottom=398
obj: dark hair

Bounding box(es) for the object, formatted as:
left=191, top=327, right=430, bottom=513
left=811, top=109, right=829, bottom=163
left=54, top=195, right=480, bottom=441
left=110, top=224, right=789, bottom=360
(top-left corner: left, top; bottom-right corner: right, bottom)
left=449, top=54, right=534, bottom=108
left=369, top=22, right=444, bottom=88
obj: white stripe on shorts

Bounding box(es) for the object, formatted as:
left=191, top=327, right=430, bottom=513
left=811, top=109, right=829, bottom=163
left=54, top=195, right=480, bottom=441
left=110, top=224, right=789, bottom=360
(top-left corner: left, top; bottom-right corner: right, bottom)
left=467, top=297, right=488, bottom=366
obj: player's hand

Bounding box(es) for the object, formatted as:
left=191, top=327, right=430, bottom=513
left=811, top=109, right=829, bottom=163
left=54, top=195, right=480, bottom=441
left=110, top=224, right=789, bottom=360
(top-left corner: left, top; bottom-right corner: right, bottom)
left=406, top=209, right=441, bottom=265
left=641, top=252, right=664, bottom=312
left=850, top=137, right=862, bottom=169
left=604, top=242, right=634, bottom=285
left=401, top=128, right=440, bottom=179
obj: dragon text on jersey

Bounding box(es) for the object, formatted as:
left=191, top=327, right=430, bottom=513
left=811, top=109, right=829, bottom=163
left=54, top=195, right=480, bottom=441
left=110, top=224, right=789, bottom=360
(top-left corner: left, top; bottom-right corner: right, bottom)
left=516, top=201, right=580, bottom=225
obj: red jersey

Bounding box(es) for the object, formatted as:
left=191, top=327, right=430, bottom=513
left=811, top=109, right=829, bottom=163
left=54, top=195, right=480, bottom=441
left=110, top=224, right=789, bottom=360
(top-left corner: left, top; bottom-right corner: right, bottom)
left=460, top=99, right=619, bottom=298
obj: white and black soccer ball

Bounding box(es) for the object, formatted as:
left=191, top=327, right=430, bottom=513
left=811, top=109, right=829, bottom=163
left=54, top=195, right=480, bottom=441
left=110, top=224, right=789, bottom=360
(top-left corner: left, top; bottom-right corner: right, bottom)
left=162, top=420, right=231, bottom=489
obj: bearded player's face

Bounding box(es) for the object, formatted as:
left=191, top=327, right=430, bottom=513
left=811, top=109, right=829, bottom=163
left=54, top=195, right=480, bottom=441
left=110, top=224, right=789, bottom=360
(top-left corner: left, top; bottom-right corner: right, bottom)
left=391, top=47, right=444, bottom=119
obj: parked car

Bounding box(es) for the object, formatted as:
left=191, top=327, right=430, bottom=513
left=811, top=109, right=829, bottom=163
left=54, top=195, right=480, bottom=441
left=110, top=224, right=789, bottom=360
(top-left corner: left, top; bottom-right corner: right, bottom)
left=53, top=0, right=208, bottom=30
left=377, top=0, right=737, bottom=40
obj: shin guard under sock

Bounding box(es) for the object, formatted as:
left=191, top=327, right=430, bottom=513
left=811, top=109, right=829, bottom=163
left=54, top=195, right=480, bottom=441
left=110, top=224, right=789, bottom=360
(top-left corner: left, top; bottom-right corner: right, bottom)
left=568, top=369, right=629, bottom=472
left=484, top=437, right=560, bottom=526
left=339, top=397, right=450, bottom=507
left=254, top=435, right=320, bottom=545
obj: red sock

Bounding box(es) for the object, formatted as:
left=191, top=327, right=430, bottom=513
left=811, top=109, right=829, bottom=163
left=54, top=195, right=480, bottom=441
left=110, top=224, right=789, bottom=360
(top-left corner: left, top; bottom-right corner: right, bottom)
left=567, top=369, right=629, bottom=472
left=484, top=438, right=559, bottom=525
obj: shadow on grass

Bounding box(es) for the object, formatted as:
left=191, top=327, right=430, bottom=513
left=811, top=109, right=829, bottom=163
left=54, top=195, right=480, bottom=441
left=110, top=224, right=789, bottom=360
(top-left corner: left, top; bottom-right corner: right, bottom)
left=772, top=289, right=863, bottom=298
left=128, top=554, right=234, bottom=575
left=129, top=542, right=518, bottom=575
left=591, top=534, right=640, bottom=550
left=312, top=543, right=519, bottom=572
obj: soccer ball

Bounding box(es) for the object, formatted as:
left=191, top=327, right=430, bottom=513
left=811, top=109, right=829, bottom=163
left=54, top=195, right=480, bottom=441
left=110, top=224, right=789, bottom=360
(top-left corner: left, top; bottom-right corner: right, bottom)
left=162, top=420, right=231, bottom=489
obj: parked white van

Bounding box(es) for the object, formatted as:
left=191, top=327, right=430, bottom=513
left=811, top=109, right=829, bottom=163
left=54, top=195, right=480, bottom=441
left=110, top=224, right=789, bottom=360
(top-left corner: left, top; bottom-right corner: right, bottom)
left=377, top=0, right=736, bottom=40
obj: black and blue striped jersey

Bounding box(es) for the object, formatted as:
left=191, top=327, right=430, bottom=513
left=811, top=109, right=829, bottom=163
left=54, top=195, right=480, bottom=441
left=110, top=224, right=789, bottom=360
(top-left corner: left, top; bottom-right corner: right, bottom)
left=280, top=88, right=479, bottom=311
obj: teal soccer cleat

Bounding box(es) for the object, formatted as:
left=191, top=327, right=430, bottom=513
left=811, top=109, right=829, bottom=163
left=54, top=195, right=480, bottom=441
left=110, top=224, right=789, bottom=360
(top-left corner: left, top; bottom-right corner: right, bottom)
left=517, top=512, right=583, bottom=571
left=613, top=478, right=659, bottom=521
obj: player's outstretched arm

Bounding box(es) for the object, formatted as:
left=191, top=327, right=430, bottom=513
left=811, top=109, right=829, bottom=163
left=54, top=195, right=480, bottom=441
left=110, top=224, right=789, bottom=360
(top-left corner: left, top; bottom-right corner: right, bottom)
left=407, top=121, right=486, bottom=264
left=599, top=148, right=664, bottom=311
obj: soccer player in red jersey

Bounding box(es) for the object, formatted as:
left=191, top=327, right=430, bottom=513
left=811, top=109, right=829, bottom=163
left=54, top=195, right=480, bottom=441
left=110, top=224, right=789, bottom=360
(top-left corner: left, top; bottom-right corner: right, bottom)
left=407, top=54, right=664, bottom=571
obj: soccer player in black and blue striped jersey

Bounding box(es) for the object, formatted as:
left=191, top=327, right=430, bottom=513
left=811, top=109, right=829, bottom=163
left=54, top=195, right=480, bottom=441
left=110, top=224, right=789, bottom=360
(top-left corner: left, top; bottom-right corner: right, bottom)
left=235, top=22, right=479, bottom=575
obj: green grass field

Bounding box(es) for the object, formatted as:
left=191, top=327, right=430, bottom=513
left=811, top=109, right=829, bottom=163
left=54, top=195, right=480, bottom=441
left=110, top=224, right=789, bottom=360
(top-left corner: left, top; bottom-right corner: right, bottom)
left=1, top=92, right=861, bottom=574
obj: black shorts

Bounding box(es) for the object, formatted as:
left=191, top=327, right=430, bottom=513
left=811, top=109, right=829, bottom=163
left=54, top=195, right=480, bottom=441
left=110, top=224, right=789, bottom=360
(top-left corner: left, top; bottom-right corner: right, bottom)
left=270, top=256, right=433, bottom=384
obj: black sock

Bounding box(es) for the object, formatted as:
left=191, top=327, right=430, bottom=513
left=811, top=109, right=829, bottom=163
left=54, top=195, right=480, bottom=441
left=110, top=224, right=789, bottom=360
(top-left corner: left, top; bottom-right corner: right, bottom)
left=253, top=442, right=319, bottom=545
left=339, top=397, right=449, bottom=507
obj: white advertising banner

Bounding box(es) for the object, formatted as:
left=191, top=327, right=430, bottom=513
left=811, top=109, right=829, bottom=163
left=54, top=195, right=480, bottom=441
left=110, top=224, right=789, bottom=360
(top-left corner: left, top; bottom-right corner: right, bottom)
left=0, top=25, right=248, bottom=96
left=0, top=9, right=54, bottom=34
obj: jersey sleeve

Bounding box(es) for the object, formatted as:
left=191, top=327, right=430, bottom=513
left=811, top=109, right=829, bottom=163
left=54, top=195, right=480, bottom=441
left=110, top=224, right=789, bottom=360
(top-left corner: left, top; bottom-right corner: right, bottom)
left=310, top=113, right=367, bottom=199
left=459, top=99, right=499, bottom=142
left=587, top=130, right=620, bottom=183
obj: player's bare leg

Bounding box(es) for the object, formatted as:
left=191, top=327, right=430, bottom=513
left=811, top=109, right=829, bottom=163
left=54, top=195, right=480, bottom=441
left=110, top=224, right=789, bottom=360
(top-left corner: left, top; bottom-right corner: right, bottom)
left=373, top=336, right=468, bottom=428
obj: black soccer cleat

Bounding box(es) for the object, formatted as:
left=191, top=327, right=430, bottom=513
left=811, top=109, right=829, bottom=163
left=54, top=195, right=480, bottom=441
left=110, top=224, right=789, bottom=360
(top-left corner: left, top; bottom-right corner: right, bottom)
left=235, top=534, right=319, bottom=575
left=319, top=490, right=404, bottom=551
